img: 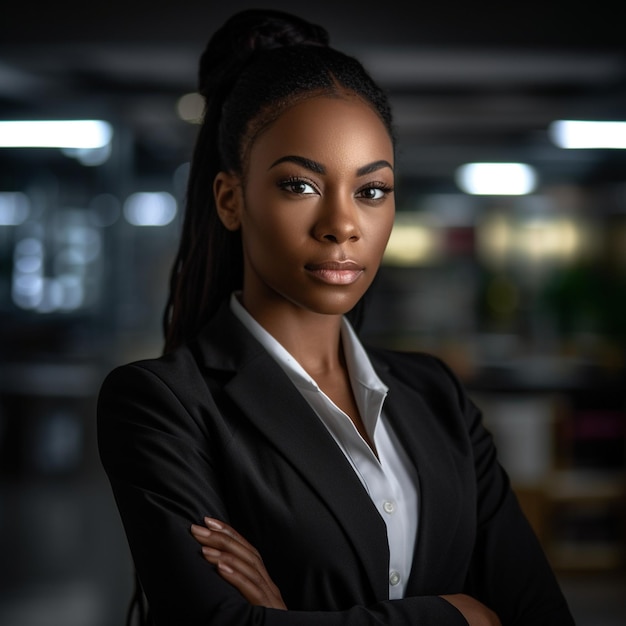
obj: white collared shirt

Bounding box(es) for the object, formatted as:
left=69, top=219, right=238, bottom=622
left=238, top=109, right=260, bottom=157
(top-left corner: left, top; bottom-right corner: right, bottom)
left=230, top=294, right=419, bottom=599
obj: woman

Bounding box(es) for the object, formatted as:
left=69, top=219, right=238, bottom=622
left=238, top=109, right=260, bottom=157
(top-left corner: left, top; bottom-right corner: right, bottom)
left=97, top=9, right=575, bottom=625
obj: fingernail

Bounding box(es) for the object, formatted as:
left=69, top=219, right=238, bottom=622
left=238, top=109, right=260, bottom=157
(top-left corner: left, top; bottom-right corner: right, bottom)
left=218, top=561, right=234, bottom=574
left=191, top=524, right=210, bottom=537
left=202, top=547, right=220, bottom=557
left=205, top=517, right=222, bottom=530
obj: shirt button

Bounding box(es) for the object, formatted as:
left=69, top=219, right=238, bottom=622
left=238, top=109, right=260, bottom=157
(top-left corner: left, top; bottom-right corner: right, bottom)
left=389, top=571, right=401, bottom=586
left=383, top=500, right=395, bottom=514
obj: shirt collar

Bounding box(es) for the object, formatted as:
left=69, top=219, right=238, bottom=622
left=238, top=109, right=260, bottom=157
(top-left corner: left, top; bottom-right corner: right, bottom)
left=229, top=292, right=388, bottom=402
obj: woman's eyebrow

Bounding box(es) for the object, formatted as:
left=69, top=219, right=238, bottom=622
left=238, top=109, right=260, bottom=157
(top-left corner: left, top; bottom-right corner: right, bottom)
left=269, top=155, right=325, bottom=173
left=356, top=160, right=394, bottom=176
left=269, top=156, right=394, bottom=177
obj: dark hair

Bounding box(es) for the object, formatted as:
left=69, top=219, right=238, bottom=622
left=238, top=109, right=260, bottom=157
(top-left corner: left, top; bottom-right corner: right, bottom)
left=162, top=9, right=395, bottom=352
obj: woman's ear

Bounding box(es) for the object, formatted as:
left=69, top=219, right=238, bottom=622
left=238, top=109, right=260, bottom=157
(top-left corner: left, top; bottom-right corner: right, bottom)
left=214, top=171, right=243, bottom=231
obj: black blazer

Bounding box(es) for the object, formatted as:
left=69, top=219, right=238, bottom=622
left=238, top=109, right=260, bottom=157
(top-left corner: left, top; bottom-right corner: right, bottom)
left=97, top=302, right=574, bottom=625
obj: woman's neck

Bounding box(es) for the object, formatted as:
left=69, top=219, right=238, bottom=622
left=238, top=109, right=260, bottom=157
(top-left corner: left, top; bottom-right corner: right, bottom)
left=241, top=296, right=345, bottom=378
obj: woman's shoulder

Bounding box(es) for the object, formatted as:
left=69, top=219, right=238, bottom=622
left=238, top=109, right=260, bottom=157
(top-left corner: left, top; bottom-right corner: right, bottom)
left=366, top=344, right=455, bottom=379
left=99, top=340, right=207, bottom=402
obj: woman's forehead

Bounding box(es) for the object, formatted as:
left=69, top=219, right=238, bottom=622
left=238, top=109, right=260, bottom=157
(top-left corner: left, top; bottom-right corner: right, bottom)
left=245, top=94, right=394, bottom=168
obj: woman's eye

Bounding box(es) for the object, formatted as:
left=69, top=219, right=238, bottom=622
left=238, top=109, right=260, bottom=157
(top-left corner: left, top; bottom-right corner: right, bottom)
left=279, top=178, right=317, bottom=195
left=358, top=185, right=391, bottom=200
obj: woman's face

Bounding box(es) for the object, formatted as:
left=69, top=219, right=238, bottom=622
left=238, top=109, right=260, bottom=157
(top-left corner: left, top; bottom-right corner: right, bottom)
left=223, top=95, right=395, bottom=320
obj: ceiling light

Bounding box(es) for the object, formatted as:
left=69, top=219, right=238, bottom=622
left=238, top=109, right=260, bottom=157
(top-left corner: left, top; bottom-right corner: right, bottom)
left=123, top=192, right=177, bottom=226
left=177, top=93, right=204, bottom=124
left=455, top=163, right=537, bottom=196
left=0, top=120, right=113, bottom=149
left=0, top=192, right=30, bottom=225
left=549, top=120, right=626, bottom=149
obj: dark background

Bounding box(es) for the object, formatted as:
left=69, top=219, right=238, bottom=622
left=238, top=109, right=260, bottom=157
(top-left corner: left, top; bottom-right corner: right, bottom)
left=0, top=2, right=625, bottom=624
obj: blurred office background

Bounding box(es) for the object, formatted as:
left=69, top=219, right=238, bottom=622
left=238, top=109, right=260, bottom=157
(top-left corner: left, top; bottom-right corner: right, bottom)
left=0, top=1, right=625, bottom=624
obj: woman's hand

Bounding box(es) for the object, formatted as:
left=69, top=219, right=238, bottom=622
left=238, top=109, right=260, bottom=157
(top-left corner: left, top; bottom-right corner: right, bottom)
left=440, top=594, right=501, bottom=626
left=190, top=517, right=287, bottom=610
left=190, top=518, right=500, bottom=622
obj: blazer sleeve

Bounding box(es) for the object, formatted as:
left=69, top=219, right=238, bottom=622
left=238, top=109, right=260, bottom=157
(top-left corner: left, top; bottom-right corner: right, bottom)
left=427, top=357, right=575, bottom=626
left=97, top=360, right=468, bottom=626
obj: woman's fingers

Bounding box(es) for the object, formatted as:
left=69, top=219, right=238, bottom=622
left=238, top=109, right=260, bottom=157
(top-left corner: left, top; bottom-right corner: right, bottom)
left=191, top=519, right=266, bottom=580
left=204, top=546, right=284, bottom=608
left=190, top=518, right=286, bottom=610
left=202, top=518, right=262, bottom=558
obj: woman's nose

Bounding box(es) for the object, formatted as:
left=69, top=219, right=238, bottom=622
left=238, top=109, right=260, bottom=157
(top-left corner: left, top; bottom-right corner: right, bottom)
left=313, top=196, right=361, bottom=243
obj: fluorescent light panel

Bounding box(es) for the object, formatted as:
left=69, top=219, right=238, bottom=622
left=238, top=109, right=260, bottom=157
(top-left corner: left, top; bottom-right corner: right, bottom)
left=0, top=120, right=113, bottom=149
left=456, top=163, right=537, bottom=196
left=124, top=192, right=177, bottom=226
left=549, top=120, right=626, bottom=149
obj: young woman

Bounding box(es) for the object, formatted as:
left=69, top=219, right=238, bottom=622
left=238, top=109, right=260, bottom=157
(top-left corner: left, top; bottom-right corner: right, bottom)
left=97, top=9, right=575, bottom=626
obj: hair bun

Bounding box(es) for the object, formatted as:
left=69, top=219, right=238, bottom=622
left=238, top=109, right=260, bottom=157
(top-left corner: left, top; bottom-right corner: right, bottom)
left=199, top=9, right=329, bottom=98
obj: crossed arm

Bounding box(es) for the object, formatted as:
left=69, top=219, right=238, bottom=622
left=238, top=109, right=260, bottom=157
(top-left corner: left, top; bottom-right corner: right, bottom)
left=190, top=516, right=502, bottom=626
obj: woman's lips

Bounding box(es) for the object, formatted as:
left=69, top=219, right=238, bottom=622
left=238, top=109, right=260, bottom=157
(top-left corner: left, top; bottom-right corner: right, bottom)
left=305, top=261, right=364, bottom=285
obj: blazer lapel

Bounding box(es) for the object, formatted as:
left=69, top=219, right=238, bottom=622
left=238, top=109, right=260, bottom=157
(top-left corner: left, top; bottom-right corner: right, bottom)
left=196, top=303, right=390, bottom=600
left=372, top=356, right=466, bottom=595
